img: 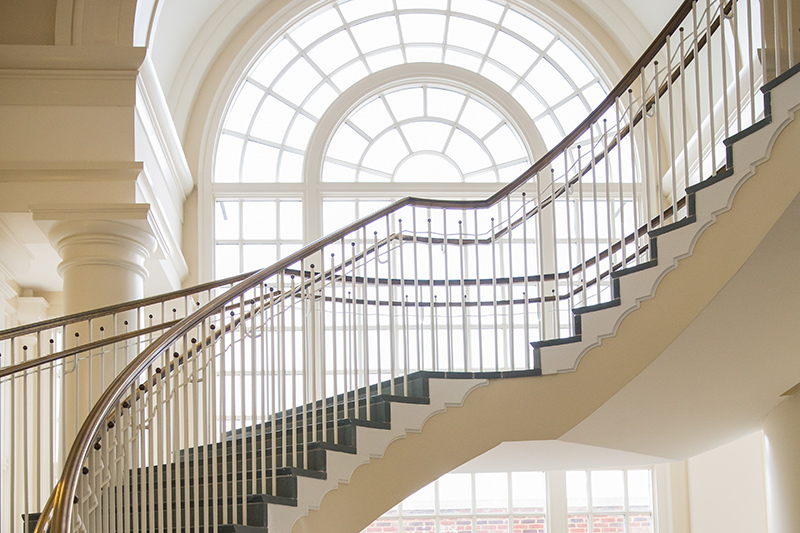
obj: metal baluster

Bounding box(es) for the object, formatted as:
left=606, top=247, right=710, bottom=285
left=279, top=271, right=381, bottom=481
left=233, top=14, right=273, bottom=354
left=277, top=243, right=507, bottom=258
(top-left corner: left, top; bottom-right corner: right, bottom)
left=746, top=0, right=756, bottom=125
left=220, top=310, right=228, bottom=524
left=577, top=146, right=588, bottom=304
left=551, top=171, right=562, bottom=337
left=534, top=177, right=547, bottom=339
left=521, top=193, right=531, bottom=356
left=653, top=61, right=664, bottom=230
left=680, top=27, right=690, bottom=211
left=667, top=37, right=678, bottom=224
left=361, top=229, right=371, bottom=420
left=615, top=97, right=627, bottom=269
left=372, top=232, right=382, bottom=394
left=350, top=242, right=359, bottom=420
left=720, top=0, right=730, bottom=141
left=398, top=221, right=409, bottom=393
left=628, top=90, right=641, bottom=263
left=290, top=274, right=298, bottom=468
left=412, top=210, right=422, bottom=373
left=427, top=218, right=436, bottom=370
left=732, top=0, right=742, bottom=132
left=386, top=218, right=396, bottom=394
left=331, top=254, right=340, bottom=443
left=590, top=126, right=602, bottom=303
left=490, top=217, right=499, bottom=370
left=506, top=195, right=516, bottom=368
left=707, top=0, right=718, bottom=172
left=473, top=209, right=484, bottom=371
left=564, top=152, right=576, bottom=332
left=442, top=211, right=453, bottom=372
left=458, top=220, right=468, bottom=371
left=309, top=262, right=318, bottom=449
left=640, top=71, right=654, bottom=235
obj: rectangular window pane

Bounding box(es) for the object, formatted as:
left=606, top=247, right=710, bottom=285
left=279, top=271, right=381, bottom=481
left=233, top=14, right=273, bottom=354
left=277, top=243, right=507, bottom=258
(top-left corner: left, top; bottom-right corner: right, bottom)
left=629, top=513, right=653, bottom=533
left=439, top=473, right=472, bottom=514
left=512, top=472, right=546, bottom=513
left=475, top=472, right=509, bottom=513
left=279, top=201, right=304, bottom=239
left=215, top=201, right=240, bottom=240
left=476, top=516, right=509, bottom=532
left=592, top=514, right=625, bottom=532
left=243, top=244, right=277, bottom=272
left=568, top=514, right=589, bottom=533
left=439, top=517, right=474, bottom=531
left=567, top=471, right=588, bottom=512
left=402, top=518, right=436, bottom=532
left=402, top=482, right=435, bottom=515
left=591, top=470, right=624, bottom=511
left=215, top=244, right=240, bottom=279
left=513, top=515, right=546, bottom=532
left=627, top=470, right=652, bottom=511
left=242, top=201, right=276, bottom=239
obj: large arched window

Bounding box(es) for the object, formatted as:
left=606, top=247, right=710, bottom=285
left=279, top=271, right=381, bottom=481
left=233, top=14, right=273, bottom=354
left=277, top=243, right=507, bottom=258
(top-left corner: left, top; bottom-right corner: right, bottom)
left=212, top=0, right=609, bottom=278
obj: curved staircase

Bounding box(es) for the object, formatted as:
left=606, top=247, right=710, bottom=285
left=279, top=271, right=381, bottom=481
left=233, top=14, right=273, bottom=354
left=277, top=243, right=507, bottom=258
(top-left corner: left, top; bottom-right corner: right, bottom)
left=5, top=1, right=799, bottom=532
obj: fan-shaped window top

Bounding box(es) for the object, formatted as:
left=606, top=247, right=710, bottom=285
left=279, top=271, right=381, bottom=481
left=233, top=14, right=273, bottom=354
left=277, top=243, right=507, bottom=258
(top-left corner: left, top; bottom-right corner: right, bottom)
left=214, top=0, right=607, bottom=184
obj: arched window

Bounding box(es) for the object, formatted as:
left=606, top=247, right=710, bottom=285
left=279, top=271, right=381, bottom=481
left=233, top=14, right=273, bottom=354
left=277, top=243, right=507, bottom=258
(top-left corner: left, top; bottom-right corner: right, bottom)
left=212, top=0, right=608, bottom=278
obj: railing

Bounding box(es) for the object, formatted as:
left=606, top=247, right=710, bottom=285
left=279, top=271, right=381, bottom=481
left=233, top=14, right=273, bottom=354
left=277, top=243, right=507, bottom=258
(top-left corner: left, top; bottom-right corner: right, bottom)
left=30, top=0, right=800, bottom=530
left=0, top=272, right=258, bottom=533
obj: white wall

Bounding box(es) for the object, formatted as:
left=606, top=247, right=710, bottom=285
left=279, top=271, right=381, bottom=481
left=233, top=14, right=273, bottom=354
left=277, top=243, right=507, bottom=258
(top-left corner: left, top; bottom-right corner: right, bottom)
left=686, top=431, right=767, bottom=533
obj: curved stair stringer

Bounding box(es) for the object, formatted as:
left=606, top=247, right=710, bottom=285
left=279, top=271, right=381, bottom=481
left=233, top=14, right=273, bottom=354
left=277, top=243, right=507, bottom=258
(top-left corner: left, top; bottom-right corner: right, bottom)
left=539, top=67, right=800, bottom=375
left=267, top=377, right=489, bottom=533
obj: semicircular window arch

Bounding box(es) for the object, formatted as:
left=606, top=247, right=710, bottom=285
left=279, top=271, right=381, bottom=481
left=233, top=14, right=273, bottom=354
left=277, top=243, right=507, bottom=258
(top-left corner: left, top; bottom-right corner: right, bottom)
left=214, top=0, right=609, bottom=185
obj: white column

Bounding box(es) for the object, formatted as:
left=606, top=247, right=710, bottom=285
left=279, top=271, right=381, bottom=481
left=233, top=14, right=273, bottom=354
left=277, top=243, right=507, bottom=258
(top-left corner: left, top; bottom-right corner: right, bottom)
left=764, top=387, right=800, bottom=533
left=49, top=219, right=157, bottom=315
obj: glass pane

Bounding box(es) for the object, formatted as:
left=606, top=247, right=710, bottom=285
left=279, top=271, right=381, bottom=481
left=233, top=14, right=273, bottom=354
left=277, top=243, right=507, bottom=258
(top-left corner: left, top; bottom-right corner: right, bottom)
left=402, top=518, right=436, bottom=532
left=475, top=472, right=509, bottom=513
left=629, top=513, right=653, bottom=533
left=513, top=516, right=546, bottom=532
left=399, top=14, right=446, bottom=44
left=403, top=482, right=435, bottom=515
left=566, top=471, right=588, bottom=512
left=477, top=517, right=509, bottom=532
left=215, top=201, right=240, bottom=240
left=242, top=142, right=279, bottom=182
left=215, top=244, right=240, bottom=278
left=511, top=471, right=546, bottom=513
left=242, top=201, right=276, bottom=240
left=490, top=32, right=539, bottom=76
left=527, top=59, right=573, bottom=106
left=323, top=200, right=357, bottom=232
left=439, top=473, right=472, bottom=514
left=627, top=470, right=653, bottom=511
left=364, top=517, right=399, bottom=533
left=243, top=244, right=277, bottom=271
left=439, top=517, right=474, bottom=531
left=279, top=201, right=303, bottom=240
left=593, top=514, right=625, bottom=533
left=350, top=16, right=400, bottom=54
left=568, top=514, right=589, bottom=533
left=591, top=470, right=625, bottom=511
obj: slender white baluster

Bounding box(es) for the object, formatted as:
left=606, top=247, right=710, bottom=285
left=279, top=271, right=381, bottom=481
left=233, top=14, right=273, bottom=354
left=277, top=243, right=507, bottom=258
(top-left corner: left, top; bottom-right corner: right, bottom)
left=320, top=256, right=329, bottom=443
left=603, top=121, right=613, bottom=288
left=427, top=218, right=437, bottom=370
left=442, top=211, right=453, bottom=372
left=249, top=296, right=258, bottom=498
left=361, top=230, right=371, bottom=419
left=473, top=209, right=484, bottom=371
left=350, top=242, right=359, bottom=419
left=564, top=152, right=575, bottom=330
left=534, top=177, right=547, bottom=339
left=269, top=287, right=277, bottom=494
left=653, top=61, right=665, bottom=230
left=551, top=171, right=562, bottom=336
left=576, top=146, right=588, bottom=304
left=506, top=195, right=516, bottom=367
left=309, top=263, right=318, bottom=448
left=707, top=0, right=718, bottom=172
left=330, top=254, right=339, bottom=443
left=412, top=210, right=422, bottom=373
left=398, top=221, right=409, bottom=392
left=521, top=193, right=531, bottom=361
left=788, top=0, right=794, bottom=68
left=680, top=27, right=690, bottom=212
left=615, top=97, right=626, bottom=269
left=372, top=232, right=383, bottom=393
left=640, top=70, right=654, bottom=235
left=746, top=0, right=756, bottom=125
left=386, top=218, right=396, bottom=394
left=290, top=274, right=298, bottom=468
left=732, top=0, right=742, bottom=132
left=490, top=218, right=500, bottom=370
left=720, top=0, right=730, bottom=140
left=667, top=33, right=679, bottom=223
left=458, top=220, right=468, bottom=370
left=627, top=90, right=641, bottom=263
left=590, top=127, right=602, bottom=303
left=220, top=311, right=228, bottom=524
